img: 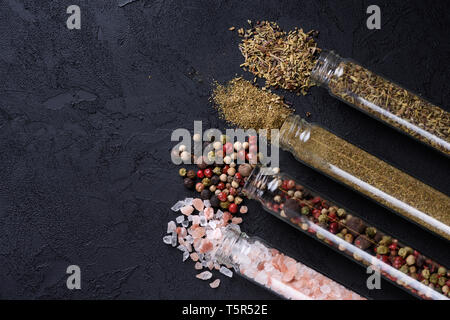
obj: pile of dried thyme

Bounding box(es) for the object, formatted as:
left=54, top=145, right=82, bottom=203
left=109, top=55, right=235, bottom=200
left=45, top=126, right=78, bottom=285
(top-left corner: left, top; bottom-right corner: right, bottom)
left=238, top=21, right=321, bottom=95
left=212, top=77, right=293, bottom=132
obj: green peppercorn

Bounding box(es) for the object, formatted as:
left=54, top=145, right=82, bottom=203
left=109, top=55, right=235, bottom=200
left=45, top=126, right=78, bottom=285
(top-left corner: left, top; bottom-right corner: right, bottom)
left=179, top=168, right=187, bottom=177
left=219, top=201, right=230, bottom=210
left=400, top=265, right=409, bottom=274
left=421, top=279, right=429, bottom=285
left=379, top=236, right=392, bottom=246
left=376, top=245, right=389, bottom=255
left=202, top=178, right=211, bottom=187
left=301, top=207, right=310, bottom=215
left=336, top=233, right=344, bottom=239
left=422, top=269, right=430, bottom=279
left=430, top=273, right=438, bottom=284
left=213, top=167, right=222, bottom=175
left=318, top=214, right=328, bottom=224
left=438, top=267, right=447, bottom=276
left=438, top=276, right=447, bottom=287
left=365, top=227, right=377, bottom=238
left=336, top=208, right=346, bottom=217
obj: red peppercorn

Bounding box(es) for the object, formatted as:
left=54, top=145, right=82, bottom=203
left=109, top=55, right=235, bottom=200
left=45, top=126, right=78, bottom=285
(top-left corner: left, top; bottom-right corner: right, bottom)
left=217, top=182, right=225, bottom=190
left=197, top=170, right=204, bottom=178
left=229, top=187, right=237, bottom=196
left=223, top=142, right=233, bottom=155
left=273, top=204, right=279, bottom=212
left=228, top=203, right=238, bottom=214
left=329, top=222, right=339, bottom=234
left=312, top=209, right=321, bottom=219
left=312, top=196, right=321, bottom=204
left=389, top=243, right=397, bottom=250
left=286, top=180, right=295, bottom=190
left=249, top=136, right=257, bottom=144
left=222, top=165, right=230, bottom=174
left=217, top=192, right=227, bottom=202
left=377, top=255, right=390, bottom=264
left=204, top=168, right=213, bottom=178
left=281, top=180, right=289, bottom=190
left=234, top=172, right=242, bottom=180
left=393, top=257, right=405, bottom=269
left=328, top=212, right=337, bottom=220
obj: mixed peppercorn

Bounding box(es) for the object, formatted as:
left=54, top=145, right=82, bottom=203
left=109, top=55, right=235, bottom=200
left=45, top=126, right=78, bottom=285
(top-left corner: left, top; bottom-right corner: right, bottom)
left=173, top=134, right=261, bottom=216
left=245, top=169, right=450, bottom=299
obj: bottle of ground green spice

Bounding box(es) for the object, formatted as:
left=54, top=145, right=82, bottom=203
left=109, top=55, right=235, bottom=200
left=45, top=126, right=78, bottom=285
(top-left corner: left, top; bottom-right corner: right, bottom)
left=311, top=51, right=450, bottom=156
left=277, top=115, right=450, bottom=241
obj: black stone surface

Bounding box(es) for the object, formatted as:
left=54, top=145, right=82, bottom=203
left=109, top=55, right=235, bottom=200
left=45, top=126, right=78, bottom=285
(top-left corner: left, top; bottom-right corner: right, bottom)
left=0, top=0, right=449, bottom=300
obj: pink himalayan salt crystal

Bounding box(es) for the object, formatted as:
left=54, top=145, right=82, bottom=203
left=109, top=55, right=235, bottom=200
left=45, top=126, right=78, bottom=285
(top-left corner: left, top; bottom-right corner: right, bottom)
left=194, top=262, right=203, bottom=270
left=209, top=279, right=220, bottom=289
left=190, top=252, right=199, bottom=262
left=207, top=260, right=214, bottom=270
left=231, top=217, right=243, bottom=225
left=196, top=271, right=213, bottom=280
left=204, top=207, right=214, bottom=220
left=282, top=263, right=297, bottom=283
left=209, top=228, right=222, bottom=240
left=190, top=226, right=206, bottom=239
left=192, top=198, right=204, bottom=211
left=176, top=227, right=187, bottom=238
left=180, top=205, right=194, bottom=216
left=198, top=238, right=213, bottom=253
left=239, top=206, right=248, bottom=214
left=222, top=211, right=232, bottom=223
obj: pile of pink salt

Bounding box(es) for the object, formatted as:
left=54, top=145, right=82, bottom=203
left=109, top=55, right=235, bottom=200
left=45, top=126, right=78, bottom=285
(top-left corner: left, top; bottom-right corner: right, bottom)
left=164, top=197, right=244, bottom=289
left=164, top=197, right=365, bottom=300
left=235, top=240, right=365, bottom=300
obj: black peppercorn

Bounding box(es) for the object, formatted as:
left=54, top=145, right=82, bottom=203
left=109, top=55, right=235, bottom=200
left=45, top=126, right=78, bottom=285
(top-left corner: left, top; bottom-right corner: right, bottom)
left=284, top=199, right=301, bottom=219
left=346, top=217, right=366, bottom=236
left=355, top=235, right=372, bottom=250
left=200, top=189, right=211, bottom=200
left=183, top=178, right=194, bottom=189
left=211, top=175, right=220, bottom=185
left=210, top=195, right=220, bottom=208
left=186, top=170, right=196, bottom=179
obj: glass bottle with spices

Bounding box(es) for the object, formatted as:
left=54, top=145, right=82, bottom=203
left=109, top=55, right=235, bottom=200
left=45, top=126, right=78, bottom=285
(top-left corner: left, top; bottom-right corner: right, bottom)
left=243, top=166, right=449, bottom=300
left=311, top=51, right=450, bottom=156
left=213, top=224, right=366, bottom=300
left=276, top=115, right=450, bottom=241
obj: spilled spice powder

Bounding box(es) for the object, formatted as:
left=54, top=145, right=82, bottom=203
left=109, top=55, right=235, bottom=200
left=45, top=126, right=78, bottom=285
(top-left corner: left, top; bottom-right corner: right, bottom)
left=238, top=21, right=321, bottom=95
left=212, top=77, right=293, bottom=132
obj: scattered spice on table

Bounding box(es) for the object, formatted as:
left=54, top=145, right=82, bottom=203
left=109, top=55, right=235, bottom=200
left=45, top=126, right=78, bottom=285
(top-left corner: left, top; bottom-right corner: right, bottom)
left=212, top=77, right=293, bottom=133
left=238, top=21, right=321, bottom=95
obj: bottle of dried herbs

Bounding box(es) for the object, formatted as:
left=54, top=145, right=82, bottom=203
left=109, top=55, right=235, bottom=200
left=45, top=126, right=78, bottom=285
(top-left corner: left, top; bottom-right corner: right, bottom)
left=238, top=22, right=450, bottom=156
left=243, top=165, right=449, bottom=300
left=277, top=115, right=450, bottom=241
left=310, top=51, right=450, bottom=156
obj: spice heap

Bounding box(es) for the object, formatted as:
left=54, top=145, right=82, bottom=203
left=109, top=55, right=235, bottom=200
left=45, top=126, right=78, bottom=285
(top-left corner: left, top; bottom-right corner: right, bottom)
left=279, top=116, right=450, bottom=241
left=244, top=167, right=450, bottom=299
left=163, top=197, right=238, bottom=289
left=238, top=21, right=321, bottom=95
left=212, top=77, right=293, bottom=133
left=216, top=225, right=365, bottom=300
left=164, top=197, right=364, bottom=300
left=174, top=135, right=260, bottom=213
left=327, top=61, right=450, bottom=155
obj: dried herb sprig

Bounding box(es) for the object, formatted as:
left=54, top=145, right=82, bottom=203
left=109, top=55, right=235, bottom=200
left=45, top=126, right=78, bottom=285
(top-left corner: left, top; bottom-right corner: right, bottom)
left=212, top=77, right=293, bottom=133
left=239, top=21, right=321, bottom=95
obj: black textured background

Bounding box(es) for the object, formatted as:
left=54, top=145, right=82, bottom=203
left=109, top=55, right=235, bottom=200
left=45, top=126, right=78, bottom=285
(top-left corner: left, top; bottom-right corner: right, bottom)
left=0, top=0, right=449, bottom=300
